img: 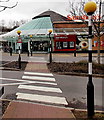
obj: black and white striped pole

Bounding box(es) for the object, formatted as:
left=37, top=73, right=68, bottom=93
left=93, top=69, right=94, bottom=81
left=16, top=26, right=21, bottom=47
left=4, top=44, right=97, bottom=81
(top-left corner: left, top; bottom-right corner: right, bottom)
left=48, top=29, right=52, bottom=63
left=30, top=35, right=33, bottom=56
left=17, top=30, right=22, bottom=69
left=84, top=1, right=97, bottom=118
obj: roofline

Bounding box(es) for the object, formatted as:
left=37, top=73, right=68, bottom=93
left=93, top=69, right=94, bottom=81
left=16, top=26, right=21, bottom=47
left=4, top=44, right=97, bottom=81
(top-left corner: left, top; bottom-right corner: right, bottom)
left=53, top=21, right=104, bottom=24
left=32, top=15, right=50, bottom=19
left=53, top=21, right=86, bottom=24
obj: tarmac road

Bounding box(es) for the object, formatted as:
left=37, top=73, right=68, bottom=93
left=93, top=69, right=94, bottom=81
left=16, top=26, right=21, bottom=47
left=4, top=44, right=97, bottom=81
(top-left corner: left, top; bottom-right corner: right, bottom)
left=54, top=74, right=104, bottom=111
left=1, top=69, right=104, bottom=111
left=1, top=70, right=24, bottom=99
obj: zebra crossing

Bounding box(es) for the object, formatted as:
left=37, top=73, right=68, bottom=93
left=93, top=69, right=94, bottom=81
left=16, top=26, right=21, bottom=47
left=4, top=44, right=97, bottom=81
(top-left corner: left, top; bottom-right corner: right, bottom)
left=16, top=71, right=68, bottom=106
left=28, top=57, right=47, bottom=63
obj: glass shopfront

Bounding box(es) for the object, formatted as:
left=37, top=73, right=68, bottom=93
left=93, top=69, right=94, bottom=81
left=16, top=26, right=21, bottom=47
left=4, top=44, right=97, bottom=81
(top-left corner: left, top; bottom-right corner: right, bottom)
left=32, top=41, right=49, bottom=52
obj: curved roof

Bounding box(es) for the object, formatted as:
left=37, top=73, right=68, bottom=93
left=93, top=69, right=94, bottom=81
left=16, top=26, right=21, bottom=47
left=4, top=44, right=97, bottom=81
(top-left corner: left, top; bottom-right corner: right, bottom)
left=32, top=10, right=68, bottom=23
left=2, top=16, right=53, bottom=38
left=1, top=10, right=68, bottom=40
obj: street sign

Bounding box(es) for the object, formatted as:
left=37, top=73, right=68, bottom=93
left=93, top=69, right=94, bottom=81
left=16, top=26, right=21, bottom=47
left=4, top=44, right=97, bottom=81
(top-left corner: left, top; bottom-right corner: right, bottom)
left=17, top=36, right=22, bottom=43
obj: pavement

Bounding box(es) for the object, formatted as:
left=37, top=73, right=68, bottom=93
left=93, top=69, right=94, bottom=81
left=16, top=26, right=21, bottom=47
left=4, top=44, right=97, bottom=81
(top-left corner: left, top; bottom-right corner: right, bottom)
left=2, top=54, right=76, bottom=119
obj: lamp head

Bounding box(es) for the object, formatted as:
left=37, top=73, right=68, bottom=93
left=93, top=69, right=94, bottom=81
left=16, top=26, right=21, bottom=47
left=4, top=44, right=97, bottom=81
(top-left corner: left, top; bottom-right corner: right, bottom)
left=84, top=1, right=97, bottom=15
left=48, top=29, right=52, bottom=34
left=17, top=30, right=21, bottom=35
left=29, top=35, right=33, bottom=38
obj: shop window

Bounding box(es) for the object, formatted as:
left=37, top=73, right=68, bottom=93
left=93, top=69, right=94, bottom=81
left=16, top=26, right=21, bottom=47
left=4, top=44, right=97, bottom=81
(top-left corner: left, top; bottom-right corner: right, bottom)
left=63, top=42, right=68, bottom=48
left=69, top=41, right=74, bottom=48
left=56, top=42, right=62, bottom=49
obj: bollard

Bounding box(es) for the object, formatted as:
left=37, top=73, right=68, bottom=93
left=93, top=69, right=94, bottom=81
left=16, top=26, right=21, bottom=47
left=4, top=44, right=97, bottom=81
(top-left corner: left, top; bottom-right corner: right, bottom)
left=31, top=50, right=32, bottom=56
left=10, top=47, right=12, bottom=56
left=74, top=50, right=76, bottom=57
left=0, top=86, right=4, bottom=97
left=27, top=50, right=29, bottom=57
left=18, top=54, right=21, bottom=69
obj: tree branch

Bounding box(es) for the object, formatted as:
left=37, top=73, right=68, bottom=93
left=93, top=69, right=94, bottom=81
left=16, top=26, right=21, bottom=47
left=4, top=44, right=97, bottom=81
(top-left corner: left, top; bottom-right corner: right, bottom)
left=0, top=2, right=18, bottom=12
left=0, top=0, right=9, bottom=2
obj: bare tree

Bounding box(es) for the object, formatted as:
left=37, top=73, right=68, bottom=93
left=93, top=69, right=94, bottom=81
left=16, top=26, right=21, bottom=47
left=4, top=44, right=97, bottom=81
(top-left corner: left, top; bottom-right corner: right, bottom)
left=0, top=0, right=18, bottom=12
left=67, top=0, right=104, bottom=64
left=67, top=0, right=85, bottom=18
left=8, top=19, right=28, bottom=29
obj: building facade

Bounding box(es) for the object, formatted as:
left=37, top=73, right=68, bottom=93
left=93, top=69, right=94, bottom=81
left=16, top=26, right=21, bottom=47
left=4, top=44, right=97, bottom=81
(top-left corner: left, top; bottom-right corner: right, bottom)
left=1, top=10, right=104, bottom=53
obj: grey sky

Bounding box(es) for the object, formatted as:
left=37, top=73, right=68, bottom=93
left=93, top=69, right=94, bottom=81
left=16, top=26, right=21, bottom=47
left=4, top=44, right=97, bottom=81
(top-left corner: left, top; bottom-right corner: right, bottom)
left=0, top=0, right=102, bottom=26
left=0, top=0, right=70, bottom=25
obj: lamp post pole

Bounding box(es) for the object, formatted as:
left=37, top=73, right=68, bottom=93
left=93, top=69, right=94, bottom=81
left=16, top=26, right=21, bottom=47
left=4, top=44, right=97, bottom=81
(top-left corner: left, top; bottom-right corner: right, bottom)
left=48, top=30, right=52, bottom=63
left=84, top=1, right=97, bottom=118
left=87, top=15, right=94, bottom=117
left=18, top=46, right=21, bottom=69
left=30, top=35, right=33, bottom=56
left=17, top=30, right=22, bottom=69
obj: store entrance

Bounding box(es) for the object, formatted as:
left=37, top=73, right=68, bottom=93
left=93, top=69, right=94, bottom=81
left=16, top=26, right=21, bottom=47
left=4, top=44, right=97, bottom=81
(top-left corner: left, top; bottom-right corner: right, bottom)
left=32, top=41, right=49, bottom=52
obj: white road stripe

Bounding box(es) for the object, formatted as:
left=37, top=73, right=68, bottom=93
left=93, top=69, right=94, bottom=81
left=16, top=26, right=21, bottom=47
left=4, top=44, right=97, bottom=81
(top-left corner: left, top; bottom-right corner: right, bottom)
left=0, top=77, right=57, bottom=86
left=22, top=75, right=55, bottom=82
left=28, top=57, right=47, bottom=63
left=28, top=60, right=47, bottom=63
left=18, top=85, right=62, bottom=93
left=0, top=77, right=26, bottom=82
left=24, top=72, right=53, bottom=76
left=33, top=81, right=57, bottom=86
left=16, top=92, right=68, bottom=105
left=29, top=57, right=45, bottom=60
left=0, top=82, right=30, bottom=86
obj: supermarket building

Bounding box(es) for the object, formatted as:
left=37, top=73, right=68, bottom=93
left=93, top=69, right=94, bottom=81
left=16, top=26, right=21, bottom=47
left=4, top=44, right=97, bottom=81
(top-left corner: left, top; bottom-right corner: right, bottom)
left=1, top=10, right=104, bottom=53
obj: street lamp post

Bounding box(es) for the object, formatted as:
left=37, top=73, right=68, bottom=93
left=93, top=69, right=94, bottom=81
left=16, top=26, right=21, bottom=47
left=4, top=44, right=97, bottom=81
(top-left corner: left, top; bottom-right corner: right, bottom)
left=18, top=46, right=21, bottom=69
left=30, top=35, right=33, bottom=56
left=48, top=30, right=52, bottom=63
left=84, top=1, right=97, bottom=118
left=17, top=30, right=22, bottom=69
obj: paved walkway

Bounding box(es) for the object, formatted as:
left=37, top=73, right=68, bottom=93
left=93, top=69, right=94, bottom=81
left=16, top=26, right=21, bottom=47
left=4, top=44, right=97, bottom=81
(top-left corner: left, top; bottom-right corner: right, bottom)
left=2, top=101, right=75, bottom=119
left=25, top=57, right=49, bottom=72
left=2, top=56, right=75, bottom=119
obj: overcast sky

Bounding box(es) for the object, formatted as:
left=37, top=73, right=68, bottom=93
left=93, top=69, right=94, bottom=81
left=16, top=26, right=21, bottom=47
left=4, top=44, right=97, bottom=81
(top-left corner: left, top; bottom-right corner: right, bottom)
left=0, top=0, right=71, bottom=25
left=0, top=0, right=103, bottom=26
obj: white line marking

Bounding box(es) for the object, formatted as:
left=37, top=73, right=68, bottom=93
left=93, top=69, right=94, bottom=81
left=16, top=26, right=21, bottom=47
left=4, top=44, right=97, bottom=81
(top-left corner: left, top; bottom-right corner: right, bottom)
left=0, top=82, right=30, bottom=86
left=28, top=57, right=47, bottom=63
left=22, top=76, right=55, bottom=82
left=33, top=81, right=57, bottom=86
left=0, top=77, right=57, bottom=86
left=28, top=60, right=47, bottom=63
left=29, top=57, right=45, bottom=60
left=24, top=72, right=53, bottom=76
left=0, top=77, right=26, bottom=82
left=18, top=85, right=62, bottom=93
left=16, top=93, right=68, bottom=105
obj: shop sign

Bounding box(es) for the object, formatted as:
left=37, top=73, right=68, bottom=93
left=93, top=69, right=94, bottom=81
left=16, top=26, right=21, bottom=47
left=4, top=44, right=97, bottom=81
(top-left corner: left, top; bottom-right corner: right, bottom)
left=67, top=14, right=101, bottom=20
left=54, top=35, right=68, bottom=40
left=54, top=34, right=76, bottom=41
left=17, top=36, right=22, bottom=43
